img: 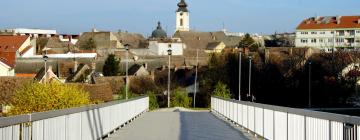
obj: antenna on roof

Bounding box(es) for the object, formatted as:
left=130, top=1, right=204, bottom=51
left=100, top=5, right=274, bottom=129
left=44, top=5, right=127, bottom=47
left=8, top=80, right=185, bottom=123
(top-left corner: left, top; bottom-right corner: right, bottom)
left=166, top=25, right=168, bottom=37
left=222, top=22, right=226, bottom=32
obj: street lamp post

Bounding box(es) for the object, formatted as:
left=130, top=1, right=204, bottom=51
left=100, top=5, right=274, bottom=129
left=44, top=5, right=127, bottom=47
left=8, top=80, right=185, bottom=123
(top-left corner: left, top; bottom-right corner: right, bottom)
left=167, top=44, right=172, bottom=108
left=308, top=60, right=312, bottom=108
left=248, top=56, right=253, bottom=102
left=194, top=49, right=199, bottom=108
left=43, top=55, right=48, bottom=84
left=125, top=44, right=130, bottom=100
left=239, top=49, right=242, bottom=101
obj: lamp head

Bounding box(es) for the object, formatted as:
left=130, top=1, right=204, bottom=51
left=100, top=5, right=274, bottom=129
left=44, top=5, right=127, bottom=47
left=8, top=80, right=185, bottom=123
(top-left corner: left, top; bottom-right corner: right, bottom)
left=167, top=49, right=172, bottom=55
left=43, top=55, right=49, bottom=62
left=124, top=44, right=130, bottom=51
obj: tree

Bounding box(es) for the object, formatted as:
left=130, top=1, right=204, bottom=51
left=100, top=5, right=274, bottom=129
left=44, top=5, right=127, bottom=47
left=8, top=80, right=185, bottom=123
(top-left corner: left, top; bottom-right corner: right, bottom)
left=171, top=88, right=191, bottom=108
left=103, top=54, right=121, bottom=76
left=212, top=82, right=231, bottom=99
left=8, top=82, right=91, bottom=116
left=238, top=33, right=259, bottom=51
left=81, top=38, right=96, bottom=50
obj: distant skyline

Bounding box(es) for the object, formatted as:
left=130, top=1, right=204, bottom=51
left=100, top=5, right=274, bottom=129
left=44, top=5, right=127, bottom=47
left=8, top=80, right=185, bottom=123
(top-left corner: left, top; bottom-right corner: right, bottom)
left=0, top=0, right=359, bottom=36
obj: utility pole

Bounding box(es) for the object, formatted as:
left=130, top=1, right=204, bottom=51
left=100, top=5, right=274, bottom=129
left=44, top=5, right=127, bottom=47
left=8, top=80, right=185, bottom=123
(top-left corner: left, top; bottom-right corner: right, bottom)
left=308, top=60, right=312, bottom=108
left=248, top=56, right=252, bottom=102
left=194, top=49, right=199, bottom=108
left=239, top=49, right=242, bottom=101
left=125, top=44, right=130, bottom=100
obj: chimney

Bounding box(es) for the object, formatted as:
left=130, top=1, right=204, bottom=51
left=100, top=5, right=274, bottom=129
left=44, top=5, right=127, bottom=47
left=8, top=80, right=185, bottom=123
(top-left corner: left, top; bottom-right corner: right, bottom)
left=358, top=19, right=360, bottom=24
left=74, top=60, right=78, bottom=73
left=336, top=16, right=341, bottom=24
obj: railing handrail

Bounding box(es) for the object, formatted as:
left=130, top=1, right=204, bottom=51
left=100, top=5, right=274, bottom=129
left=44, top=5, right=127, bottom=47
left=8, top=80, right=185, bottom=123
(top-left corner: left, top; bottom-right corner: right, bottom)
left=0, top=96, right=148, bottom=128
left=212, top=96, right=360, bottom=125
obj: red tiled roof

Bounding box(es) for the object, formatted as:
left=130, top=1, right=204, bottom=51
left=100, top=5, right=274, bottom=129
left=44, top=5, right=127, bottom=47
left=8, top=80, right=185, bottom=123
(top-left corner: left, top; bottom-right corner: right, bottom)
left=0, top=57, right=14, bottom=68
left=0, top=35, right=29, bottom=51
left=297, top=16, right=360, bottom=30
left=0, top=36, right=28, bottom=68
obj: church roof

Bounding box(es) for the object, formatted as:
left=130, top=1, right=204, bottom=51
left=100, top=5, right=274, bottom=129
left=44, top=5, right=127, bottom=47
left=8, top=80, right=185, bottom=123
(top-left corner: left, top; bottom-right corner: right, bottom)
left=177, top=0, right=188, bottom=12
left=173, top=31, right=243, bottom=56
left=151, top=22, right=167, bottom=38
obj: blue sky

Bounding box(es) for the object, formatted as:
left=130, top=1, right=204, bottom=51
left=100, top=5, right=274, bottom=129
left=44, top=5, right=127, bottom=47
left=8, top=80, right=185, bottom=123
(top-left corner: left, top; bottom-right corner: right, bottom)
left=0, top=0, right=359, bottom=36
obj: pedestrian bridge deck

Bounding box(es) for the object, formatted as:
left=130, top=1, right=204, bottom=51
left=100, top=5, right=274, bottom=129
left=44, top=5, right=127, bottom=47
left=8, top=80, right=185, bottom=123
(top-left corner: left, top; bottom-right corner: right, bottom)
left=106, top=108, right=255, bottom=140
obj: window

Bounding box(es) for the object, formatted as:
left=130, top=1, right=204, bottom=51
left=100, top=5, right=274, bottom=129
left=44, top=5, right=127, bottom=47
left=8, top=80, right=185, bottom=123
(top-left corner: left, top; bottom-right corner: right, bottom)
left=336, top=38, right=344, bottom=43
left=331, top=31, right=334, bottom=34
left=350, top=30, right=355, bottom=36
left=339, top=31, right=345, bottom=36
left=320, top=32, right=325, bottom=35
left=301, top=39, right=308, bottom=43
left=301, top=32, right=309, bottom=35
left=328, top=38, right=333, bottom=43
left=180, top=19, right=183, bottom=26
left=311, top=32, right=317, bottom=34
left=311, top=39, right=317, bottom=43
left=319, top=39, right=324, bottom=43
left=356, top=31, right=360, bottom=34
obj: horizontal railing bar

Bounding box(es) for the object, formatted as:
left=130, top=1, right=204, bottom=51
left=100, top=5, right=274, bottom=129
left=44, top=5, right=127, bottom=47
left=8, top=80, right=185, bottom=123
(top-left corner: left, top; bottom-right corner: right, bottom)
left=212, top=96, right=360, bottom=125
left=0, top=96, right=148, bottom=128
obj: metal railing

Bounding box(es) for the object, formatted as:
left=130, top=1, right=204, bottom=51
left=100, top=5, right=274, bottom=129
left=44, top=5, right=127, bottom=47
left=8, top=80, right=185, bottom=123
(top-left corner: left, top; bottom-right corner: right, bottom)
left=211, top=96, right=360, bottom=140
left=0, top=96, right=149, bottom=140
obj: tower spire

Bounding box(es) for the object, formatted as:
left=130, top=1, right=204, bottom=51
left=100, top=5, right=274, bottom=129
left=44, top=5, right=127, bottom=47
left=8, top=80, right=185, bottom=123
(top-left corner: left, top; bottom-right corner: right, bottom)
left=177, top=0, right=188, bottom=12
left=176, top=0, right=190, bottom=32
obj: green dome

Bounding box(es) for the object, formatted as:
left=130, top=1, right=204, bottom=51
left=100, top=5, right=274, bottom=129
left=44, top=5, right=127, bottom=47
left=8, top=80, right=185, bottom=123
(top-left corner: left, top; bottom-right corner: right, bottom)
left=151, top=22, right=167, bottom=38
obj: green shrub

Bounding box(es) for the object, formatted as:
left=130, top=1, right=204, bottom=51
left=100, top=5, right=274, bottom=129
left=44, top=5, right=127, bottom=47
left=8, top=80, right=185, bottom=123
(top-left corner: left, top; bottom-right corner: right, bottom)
left=8, top=82, right=91, bottom=116
left=213, top=82, right=231, bottom=99
left=118, top=86, right=138, bottom=100
left=171, top=88, right=191, bottom=108
left=147, top=91, right=159, bottom=110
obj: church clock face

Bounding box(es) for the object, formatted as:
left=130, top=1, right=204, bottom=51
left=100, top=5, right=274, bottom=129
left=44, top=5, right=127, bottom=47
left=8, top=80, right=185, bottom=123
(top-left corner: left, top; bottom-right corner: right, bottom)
left=180, top=12, right=183, bottom=16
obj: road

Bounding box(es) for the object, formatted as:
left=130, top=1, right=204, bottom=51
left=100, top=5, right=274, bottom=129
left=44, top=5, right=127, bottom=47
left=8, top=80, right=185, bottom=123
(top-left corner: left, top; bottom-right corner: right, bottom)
left=105, top=108, right=256, bottom=140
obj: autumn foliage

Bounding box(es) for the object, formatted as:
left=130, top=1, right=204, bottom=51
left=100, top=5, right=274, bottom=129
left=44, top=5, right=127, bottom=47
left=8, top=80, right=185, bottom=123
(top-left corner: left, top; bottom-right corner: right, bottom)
left=7, top=82, right=91, bottom=116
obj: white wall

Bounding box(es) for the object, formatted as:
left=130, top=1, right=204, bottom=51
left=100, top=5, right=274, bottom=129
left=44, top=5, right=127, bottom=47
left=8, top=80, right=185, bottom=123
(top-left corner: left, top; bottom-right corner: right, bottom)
left=176, top=12, right=190, bottom=31
left=21, top=47, right=35, bottom=57
left=296, top=29, right=360, bottom=49
left=18, top=36, right=31, bottom=53
left=0, top=63, right=14, bottom=76
left=148, top=41, right=184, bottom=56
left=11, top=28, right=57, bottom=35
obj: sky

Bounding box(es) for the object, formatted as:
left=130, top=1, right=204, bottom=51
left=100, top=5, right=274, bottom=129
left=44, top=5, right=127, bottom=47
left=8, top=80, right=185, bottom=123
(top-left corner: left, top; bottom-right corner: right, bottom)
left=0, top=0, right=359, bottom=36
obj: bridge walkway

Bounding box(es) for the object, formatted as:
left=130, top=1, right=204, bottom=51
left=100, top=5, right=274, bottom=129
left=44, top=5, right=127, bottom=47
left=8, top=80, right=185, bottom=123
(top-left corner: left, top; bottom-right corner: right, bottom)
left=105, top=108, right=257, bottom=140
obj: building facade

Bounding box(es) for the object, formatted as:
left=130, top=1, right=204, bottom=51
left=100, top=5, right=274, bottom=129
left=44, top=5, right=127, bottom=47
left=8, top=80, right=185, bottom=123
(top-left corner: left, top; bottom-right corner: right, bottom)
left=176, top=0, right=190, bottom=32
left=0, top=59, right=14, bottom=76
left=296, top=16, right=360, bottom=50
left=2, top=28, right=57, bottom=38
left=148, top=40, right=184, bottom=56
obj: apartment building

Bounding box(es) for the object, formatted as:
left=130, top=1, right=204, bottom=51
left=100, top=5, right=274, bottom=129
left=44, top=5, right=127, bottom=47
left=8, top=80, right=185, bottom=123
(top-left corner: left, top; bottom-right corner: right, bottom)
left=296, top=16, right=360, bottom=50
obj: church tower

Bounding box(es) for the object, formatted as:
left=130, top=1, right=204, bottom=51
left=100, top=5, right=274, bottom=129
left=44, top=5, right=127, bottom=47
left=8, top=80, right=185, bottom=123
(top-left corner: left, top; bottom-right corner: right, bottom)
left=176, top=0, right=190, bottom=32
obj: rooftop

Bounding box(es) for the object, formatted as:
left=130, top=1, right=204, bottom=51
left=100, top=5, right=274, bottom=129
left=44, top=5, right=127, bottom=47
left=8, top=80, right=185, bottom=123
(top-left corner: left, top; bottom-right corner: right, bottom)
left=297, top=15, right=360, bottom=30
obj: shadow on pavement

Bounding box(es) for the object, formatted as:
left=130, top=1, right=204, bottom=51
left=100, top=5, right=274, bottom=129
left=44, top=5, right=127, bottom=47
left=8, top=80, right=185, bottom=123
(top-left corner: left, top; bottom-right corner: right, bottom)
left=179, top=112, right=250, bottom=140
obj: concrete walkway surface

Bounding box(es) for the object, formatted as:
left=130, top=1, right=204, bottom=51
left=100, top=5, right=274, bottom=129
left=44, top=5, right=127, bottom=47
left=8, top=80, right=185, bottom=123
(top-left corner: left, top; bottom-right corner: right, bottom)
left=105, top=107, right=256, bottom=140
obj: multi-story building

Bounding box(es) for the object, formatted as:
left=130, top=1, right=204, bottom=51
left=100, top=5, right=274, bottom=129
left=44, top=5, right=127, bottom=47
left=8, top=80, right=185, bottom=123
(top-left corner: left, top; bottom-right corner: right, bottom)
left=295, top=16, right=360, bottom=50
left=1, top=28, right=57, bottom=38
